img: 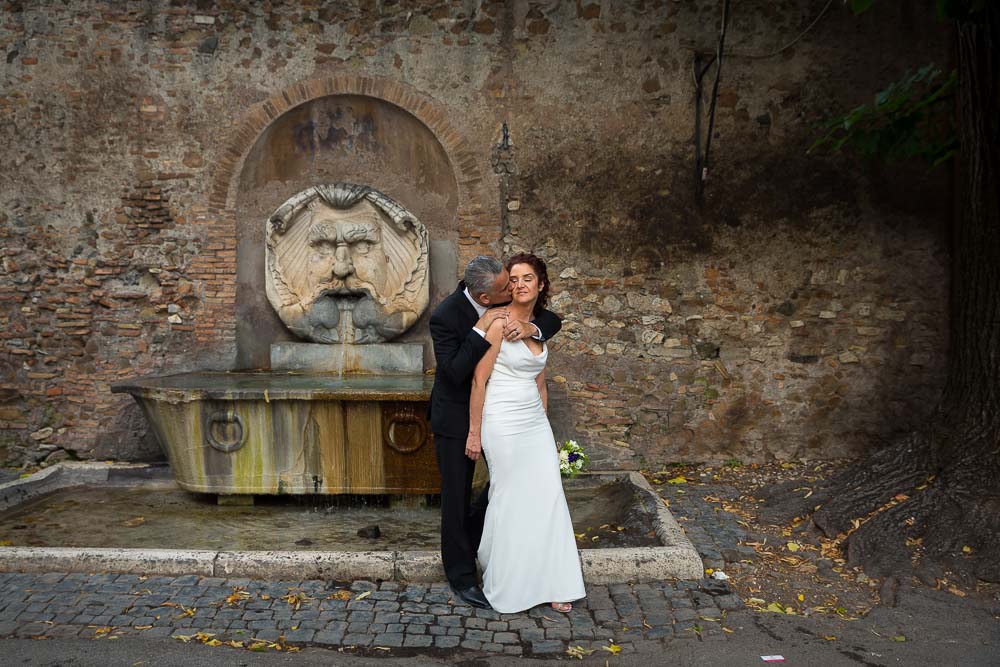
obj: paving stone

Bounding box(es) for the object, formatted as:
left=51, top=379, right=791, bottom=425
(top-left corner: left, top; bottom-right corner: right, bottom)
left=42, top=624, right=85, bottom=638
left=346, top=600, right=374, bottom=612
left=460, top=639, right=482, bottom=650
left=244, top=611, right=274, bottom=621
left=473, top=608, right=501, bottom=620
left=494, top=631, right=518, bottom=644
left=170, top=575, right=200, bottom=586
left=546, top=627, right=571, bottom=640
left=401, top=612, right=434, bottom=625
left=519, top=627, right=545, bottom=641
left=342, top=632, right=373, bottom=646
left=438, top=614, right=462, bottom=627
left=248, top=620, right=277, bottom=630
left=594, top=609, right=618, bottom=623
left=313, top=629, right=345, bottom=645
left=424, top=592, right=451, bottom=604
left=465, top=629, right=493, bottom=642
left=403, top=634, right=433, bottom=647
left=434, top=635, right=460, bottom=648
left=531, top=639, right=565, bottom=654
left=673, top=608, right=698, bottom=622
left=486, top=620, right=508, bottom=631
left=350, top=581, right=377, bottom=592
left=373, top=632, right=404, bottom=647
left=348, top=611, right=374, bottom=623
left=283, top=628, right=315, bottom=642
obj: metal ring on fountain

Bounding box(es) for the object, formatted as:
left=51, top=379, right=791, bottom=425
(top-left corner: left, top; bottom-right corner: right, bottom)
left=205, top=410, right=246, bottom=453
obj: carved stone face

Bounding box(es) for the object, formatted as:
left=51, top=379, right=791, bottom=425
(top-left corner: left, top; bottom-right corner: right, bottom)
left=304, top=204, right=389, bottom=303
left=265, top=184, right=429, bottom=344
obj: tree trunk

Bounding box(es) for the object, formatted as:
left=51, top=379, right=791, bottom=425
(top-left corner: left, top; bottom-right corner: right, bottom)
left=769, top=6, right=1000, bottom=585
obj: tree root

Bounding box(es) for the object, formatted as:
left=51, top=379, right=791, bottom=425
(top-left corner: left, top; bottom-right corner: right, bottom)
left=764, top=423, right=1000, bottom=584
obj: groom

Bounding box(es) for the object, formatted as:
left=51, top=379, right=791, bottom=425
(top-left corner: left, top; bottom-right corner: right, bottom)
left=429, top=255, right=562, bottom=608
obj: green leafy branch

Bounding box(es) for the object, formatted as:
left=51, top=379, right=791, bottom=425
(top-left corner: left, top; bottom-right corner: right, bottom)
left=810, top=63, right=957, bottom=167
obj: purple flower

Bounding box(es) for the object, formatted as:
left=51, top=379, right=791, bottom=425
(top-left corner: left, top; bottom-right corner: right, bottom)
left=568, top=453, right=580, bottom=463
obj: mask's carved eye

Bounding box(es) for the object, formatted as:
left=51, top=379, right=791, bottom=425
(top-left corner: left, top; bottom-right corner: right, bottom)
left=354, top=241, right=371, bottom=255
left=310, top=240, right=336, bottom=255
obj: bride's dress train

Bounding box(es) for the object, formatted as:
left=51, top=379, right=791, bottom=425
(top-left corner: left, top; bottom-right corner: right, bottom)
left=477, top=339, right=586, bottom=613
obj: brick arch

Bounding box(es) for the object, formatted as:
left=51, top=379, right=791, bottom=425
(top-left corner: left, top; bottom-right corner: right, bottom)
left=206, top=75, right=490, bottom=232
left=190, top=75, right=497, bottom=349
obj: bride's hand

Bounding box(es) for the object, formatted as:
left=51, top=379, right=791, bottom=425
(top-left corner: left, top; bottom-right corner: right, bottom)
left=465, top=433, right=482, bottom=461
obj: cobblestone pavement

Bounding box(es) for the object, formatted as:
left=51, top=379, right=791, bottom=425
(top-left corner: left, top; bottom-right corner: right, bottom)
left=660, top=477, right=756, bottom=574
left=0, top=572, right=747, bottom=657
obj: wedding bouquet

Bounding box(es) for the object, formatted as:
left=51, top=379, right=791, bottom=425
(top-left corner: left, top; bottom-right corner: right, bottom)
left=558, top=439, right=589, bottom=478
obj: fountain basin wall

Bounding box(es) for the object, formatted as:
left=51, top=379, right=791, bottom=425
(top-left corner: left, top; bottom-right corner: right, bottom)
left=0, top=465, right=703, bottom=582
left=111, top=372, right=439, bottom=495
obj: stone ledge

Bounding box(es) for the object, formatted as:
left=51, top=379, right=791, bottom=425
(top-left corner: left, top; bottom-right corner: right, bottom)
left=0, top=465, right=702, bottom=583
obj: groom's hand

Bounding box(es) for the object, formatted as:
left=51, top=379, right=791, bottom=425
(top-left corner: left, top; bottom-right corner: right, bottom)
left=465, top=433, right=482, bottom=461
left=475, top=307, right=509, bottom=332
left=503, top=319, right=538, bottom=341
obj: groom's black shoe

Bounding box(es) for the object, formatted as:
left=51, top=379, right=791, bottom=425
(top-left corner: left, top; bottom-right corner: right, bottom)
left=450, top=585, right=491, bottom=609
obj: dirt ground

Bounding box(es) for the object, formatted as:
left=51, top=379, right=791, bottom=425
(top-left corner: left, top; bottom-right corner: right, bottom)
left=647, top=460, right=1000, bottom=633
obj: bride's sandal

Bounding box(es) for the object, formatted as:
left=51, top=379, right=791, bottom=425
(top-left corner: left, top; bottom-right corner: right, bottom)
left=550, top=602, right=572, bottom=613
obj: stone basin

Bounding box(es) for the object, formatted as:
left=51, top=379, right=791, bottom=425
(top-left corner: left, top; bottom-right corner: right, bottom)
left=111, top=372, right=438, bottom=496
left=0, top=464, right=704, bottom=583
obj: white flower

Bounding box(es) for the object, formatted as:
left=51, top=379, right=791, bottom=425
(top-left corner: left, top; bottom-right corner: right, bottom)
left=559, top=449, right=569, bottom=462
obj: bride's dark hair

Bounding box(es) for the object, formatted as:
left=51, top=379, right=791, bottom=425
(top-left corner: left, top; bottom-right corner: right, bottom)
left=505, top=253, right=550, bottom=316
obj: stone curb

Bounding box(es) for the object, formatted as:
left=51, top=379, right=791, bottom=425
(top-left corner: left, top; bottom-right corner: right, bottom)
left=0, top=464, right=703, bottom=583
left=0, top=544, right=701, bottom=583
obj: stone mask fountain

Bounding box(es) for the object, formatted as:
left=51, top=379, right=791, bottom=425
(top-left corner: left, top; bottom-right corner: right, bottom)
left=113, top=184, right=439, bottom=497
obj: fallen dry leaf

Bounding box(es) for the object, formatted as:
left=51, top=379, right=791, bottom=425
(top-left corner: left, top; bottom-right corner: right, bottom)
left=602, top=641, right=622, bottom=655
left=566, top=645, right=595, bottom=659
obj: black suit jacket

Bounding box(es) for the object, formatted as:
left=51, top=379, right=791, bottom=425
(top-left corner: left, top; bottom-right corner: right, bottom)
left=429, top=282, right=562, bottom=439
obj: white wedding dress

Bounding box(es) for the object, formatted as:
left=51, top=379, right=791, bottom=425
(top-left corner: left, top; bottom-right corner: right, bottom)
left=477, top=339, right=586, bottom=613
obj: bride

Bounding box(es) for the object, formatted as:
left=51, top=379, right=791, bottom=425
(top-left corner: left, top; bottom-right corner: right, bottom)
left=464, top=253, right=586, bottom=613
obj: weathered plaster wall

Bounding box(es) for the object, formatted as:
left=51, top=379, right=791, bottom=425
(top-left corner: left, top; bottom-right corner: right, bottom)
left=0, top=0, right=949, bottom=468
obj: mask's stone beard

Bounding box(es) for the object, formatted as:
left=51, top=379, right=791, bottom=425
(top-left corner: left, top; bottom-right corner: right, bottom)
left=305, top=289, right=369, bottom=343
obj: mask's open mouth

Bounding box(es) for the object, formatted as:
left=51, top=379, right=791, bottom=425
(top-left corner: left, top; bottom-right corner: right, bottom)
left=314, top=287, right=369, bottom=309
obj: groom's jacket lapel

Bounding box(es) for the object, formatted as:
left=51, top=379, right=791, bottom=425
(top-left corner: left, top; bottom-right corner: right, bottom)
left=428, top=281, right=493, bottom=438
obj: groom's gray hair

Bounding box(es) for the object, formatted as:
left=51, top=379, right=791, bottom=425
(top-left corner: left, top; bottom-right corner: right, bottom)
left=464, top=255, right=504, bottom=295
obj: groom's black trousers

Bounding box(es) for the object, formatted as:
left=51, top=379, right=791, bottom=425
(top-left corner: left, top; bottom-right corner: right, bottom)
left=434, top=433, right=489, bottom=589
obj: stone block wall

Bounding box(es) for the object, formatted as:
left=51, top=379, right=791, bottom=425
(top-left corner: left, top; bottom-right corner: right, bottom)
left=1, top=0, right=949, bottom=468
